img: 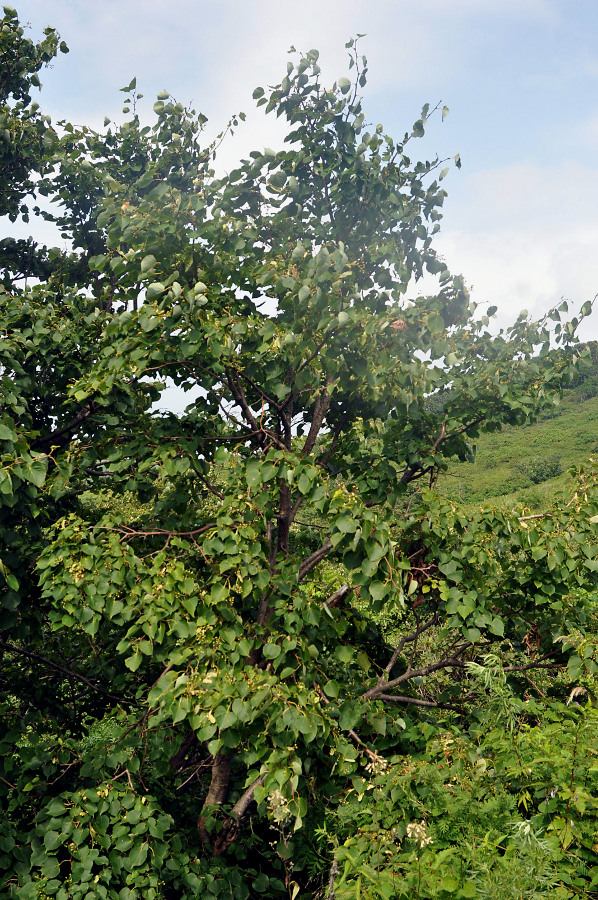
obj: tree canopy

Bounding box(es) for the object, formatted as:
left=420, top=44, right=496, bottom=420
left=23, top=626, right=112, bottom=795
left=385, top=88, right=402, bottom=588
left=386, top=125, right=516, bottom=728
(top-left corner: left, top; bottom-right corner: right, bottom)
left=1, top=9, right=598, bottom=898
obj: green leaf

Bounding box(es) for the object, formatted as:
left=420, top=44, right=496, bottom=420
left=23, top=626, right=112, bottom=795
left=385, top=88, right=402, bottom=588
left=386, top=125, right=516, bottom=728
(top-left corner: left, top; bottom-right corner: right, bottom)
left=44, top=830, right=62, bottom=852
left=356, top=652, right=371, bottom=672
left=368, top=581, right=387, bottom=603
left=129, top=839, right=148, bottom=868
left=488, top=617, right=504, bottom=636
left=298, top=473, right=312, bottom=494
left=427, top=312, right=445, bottom=334
left=438, top=559, right=460, bottom=579
left=568, top=655, right=582, bottom=679
left=339, top=705, right=362, bottom=730
left=0, top=422, right=17, bottom=441
left=46, top=800, right=66, bottom=817
left=323, top=680, right=340, bottom=698
left=369, top=714, right=386, bottom=735
left=246, top=459, right=262, bottom=487
left=41, top=856, right=60, bottom=879
left=464, top=627, right=481, bottom=643
left=146, top=282, right=165, bottom=299
left=125, top=652, right=143, bottom=672
left=253, top=873, right=270, bottom=893
left=140, top=254, right=157, bottom=273
left=23, top=458, right=47, bottom=488
left=335, top=645, right=354, bottom=664
left=335, top=516, right=357, bottom=534
left=218, top=710, right=237, bottom=729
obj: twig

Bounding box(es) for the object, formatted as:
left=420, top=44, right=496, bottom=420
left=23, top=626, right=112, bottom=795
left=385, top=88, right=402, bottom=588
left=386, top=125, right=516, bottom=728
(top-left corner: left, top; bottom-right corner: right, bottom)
left=375, top=694, right=462, bottom=712
left=382, top=611, right=441, bottom=678
left=95, top=522, right=217, bottom=539
left=294, top=519, right=328, bottom=529
left=111, top=768, right=134, bottom=789
left=314, top=683, right=378, bottom=761
left=363, top=646, right=470, bottom=701
left=0, top=640, right=131, bottom=706
left=176, top=760, right=212, bottom=792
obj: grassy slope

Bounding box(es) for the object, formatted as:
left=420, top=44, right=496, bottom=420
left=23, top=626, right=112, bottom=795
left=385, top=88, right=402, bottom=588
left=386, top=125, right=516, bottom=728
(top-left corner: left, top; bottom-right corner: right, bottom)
left=437, top=382, right=598, bottom=511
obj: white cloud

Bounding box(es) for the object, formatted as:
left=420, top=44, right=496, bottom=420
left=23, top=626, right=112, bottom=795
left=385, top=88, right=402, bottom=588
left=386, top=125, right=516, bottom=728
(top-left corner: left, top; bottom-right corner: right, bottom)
left=437, top=160, right=598, bottom=336
left=19, top=0, right=559, bottom=123
left=449, top=161, right=598, bottom=231
left=13, top=0, right=598, bottom=343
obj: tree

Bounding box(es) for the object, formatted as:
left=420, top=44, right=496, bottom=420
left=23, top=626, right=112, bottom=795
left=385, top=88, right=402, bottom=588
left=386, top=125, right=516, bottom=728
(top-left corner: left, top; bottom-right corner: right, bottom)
left=2, top=16, right=598, bottom=898
left=0, top=4, right=67, bottom=287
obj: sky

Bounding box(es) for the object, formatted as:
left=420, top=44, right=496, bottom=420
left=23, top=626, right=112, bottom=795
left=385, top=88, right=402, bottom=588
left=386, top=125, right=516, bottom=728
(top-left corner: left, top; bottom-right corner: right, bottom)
left=12, top=0, right=598, bottom=340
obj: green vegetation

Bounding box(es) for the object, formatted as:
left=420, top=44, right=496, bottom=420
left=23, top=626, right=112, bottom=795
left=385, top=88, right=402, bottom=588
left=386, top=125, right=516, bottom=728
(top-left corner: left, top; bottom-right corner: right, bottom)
left=439, top=359, right=598, bottom=509
left=2, top=7, right=598, bottom=897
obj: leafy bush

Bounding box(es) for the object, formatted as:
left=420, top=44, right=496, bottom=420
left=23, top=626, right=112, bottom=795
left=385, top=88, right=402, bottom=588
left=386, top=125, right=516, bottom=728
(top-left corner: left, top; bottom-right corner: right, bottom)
left=324, top=679, right=598, bottom=899
left=515, top=455, right=563, bottom=485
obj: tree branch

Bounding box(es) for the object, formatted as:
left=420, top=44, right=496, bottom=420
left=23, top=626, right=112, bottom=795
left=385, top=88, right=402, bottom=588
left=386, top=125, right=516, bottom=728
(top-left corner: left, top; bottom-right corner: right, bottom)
left=95, top=522, right=217, bottom=540
left=325, top=583, right=352, bottom=608
left=317, top=413, right=350, bottom=469
left=381, top=611, right=442, bottom=678
left=226, top=368, right=259, bottom=432
left=363, top=645, right=470, bottom=701
left=375, top=693, right=462, bottom=712
left=0, top=640, right=131, bottom=706
left=503, top=653, right=561, bottom=673
left=31, top=403, right=93, bottom=450
left=237, top=369, right=281, bottom=411
left=298, top=539, right=333, bottom=581
left=211, top=773, right=267, bottom=856
left=302, top=386, right=331, bottom=457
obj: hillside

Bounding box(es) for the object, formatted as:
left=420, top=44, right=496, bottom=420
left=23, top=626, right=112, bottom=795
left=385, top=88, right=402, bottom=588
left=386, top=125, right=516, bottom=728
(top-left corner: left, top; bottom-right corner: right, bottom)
left=437, top=359, right=598, bottom=510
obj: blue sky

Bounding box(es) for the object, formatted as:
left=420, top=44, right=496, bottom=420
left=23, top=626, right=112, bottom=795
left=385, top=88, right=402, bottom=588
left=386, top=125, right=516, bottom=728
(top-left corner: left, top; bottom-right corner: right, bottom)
left=14, top=0, right=598, bottom=338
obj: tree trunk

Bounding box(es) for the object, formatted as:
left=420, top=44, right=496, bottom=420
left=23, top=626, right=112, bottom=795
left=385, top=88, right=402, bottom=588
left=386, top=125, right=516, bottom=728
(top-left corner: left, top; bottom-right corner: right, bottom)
left=198, top=750, right=233, bottom=848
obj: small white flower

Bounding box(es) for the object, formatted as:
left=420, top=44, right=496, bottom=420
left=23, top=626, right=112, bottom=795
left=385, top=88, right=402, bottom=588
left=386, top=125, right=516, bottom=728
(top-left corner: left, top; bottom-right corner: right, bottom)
left=267, top=788, right=292, bottom=825
left=406, top=821, right=433, bottom=848
left=364, top=753, right=388, bottom=776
